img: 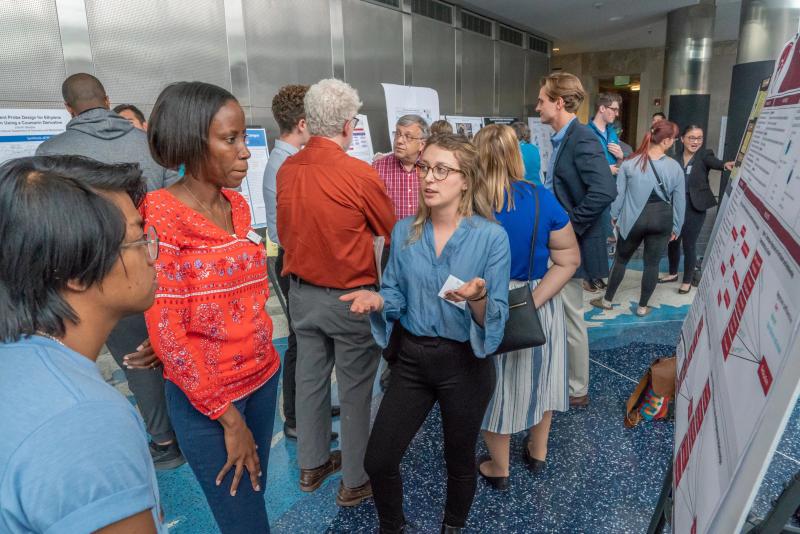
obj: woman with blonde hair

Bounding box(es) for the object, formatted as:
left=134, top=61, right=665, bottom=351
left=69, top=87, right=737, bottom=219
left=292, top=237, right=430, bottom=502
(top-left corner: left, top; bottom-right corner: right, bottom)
left=473, top=124, right=579, bottom=490
left=341, top=133, right=511, bottom=533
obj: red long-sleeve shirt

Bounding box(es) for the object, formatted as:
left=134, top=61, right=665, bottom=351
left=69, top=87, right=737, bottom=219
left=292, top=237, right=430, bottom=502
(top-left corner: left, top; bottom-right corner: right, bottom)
left=277, top=137, right=396, bottom=288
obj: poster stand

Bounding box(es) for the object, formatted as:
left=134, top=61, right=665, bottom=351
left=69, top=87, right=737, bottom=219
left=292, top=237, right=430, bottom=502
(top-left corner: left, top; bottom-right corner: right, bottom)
left=649, top=468, right=800, bottom=534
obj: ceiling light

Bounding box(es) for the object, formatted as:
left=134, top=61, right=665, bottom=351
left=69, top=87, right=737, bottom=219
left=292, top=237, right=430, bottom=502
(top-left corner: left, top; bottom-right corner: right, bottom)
left=593, top=2, right=604, bottom=8
left=552, top=47, right=560, bottom=52
left=630, top=84, right=641, bottom=92
left=609, top=16, right=623, bottom=21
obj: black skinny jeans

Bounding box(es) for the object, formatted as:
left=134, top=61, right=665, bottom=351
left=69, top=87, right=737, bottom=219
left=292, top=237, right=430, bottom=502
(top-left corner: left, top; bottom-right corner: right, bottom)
left=667, top=196, right=706, bottom=284
left=605, top=200, right=672, bottom=307
left=364, top=332, right=495, bottom=533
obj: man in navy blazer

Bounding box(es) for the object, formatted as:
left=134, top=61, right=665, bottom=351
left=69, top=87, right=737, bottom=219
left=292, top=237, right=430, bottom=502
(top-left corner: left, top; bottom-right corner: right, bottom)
left=536, top=72, right=617, bottom=407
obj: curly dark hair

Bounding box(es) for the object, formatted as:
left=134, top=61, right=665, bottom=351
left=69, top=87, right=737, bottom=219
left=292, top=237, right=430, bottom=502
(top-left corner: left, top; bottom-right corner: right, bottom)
left=272, top=84, right=310, bottom=134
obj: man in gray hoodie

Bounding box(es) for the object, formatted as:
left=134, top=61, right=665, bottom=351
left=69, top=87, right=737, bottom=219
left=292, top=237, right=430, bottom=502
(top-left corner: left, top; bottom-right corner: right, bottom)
left=36, top=73, right=183, bottom=470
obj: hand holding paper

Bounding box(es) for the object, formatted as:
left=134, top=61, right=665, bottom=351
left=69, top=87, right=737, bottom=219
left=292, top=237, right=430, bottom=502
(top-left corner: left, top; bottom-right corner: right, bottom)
left=441, top=276, right=486, bottom=308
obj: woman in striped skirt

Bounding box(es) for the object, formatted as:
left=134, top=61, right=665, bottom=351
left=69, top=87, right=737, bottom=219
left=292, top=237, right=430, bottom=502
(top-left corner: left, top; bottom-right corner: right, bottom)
left=473, top=125, right=580, bottom=489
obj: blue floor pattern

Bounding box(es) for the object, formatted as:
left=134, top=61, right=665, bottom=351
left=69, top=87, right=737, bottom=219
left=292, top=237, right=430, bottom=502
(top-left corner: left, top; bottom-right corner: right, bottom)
left=153, top=295, right=798, bottom=533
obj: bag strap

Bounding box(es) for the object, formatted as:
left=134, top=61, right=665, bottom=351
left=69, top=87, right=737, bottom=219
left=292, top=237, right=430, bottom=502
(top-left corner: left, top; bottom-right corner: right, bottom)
left=526, top=183, right=540, bottom=281
left=648, top=159, right=672, bottom=205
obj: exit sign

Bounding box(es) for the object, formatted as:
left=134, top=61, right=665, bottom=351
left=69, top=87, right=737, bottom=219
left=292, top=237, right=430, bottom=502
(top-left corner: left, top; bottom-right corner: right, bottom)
left=614, top=75, right=630, bottom=86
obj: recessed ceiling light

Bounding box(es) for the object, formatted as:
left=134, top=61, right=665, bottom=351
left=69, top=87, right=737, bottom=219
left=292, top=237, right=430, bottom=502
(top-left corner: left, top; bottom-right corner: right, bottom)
left=609, top=16, right=623, bottom=21
left=593, top=2, right=604, bottom=8
left=552, top=47, right=560, bottom=52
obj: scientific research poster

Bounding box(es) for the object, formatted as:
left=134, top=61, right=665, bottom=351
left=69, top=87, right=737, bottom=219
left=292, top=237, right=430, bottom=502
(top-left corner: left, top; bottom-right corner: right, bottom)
left=445, top=115, right=483, bottom=140
left=239, top=128, right=269, bottom=228
left=381, top=83, right=439, bottom=142
left=672, top=34, right=800, bottom=534
left=346, top=114, right=374, bottom=163
left=0, top=108, right=70, bottom=163
left=528, top=117, right=555, bottom=172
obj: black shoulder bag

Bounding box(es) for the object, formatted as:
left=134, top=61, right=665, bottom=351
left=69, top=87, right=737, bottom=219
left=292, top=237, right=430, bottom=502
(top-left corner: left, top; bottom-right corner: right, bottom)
left=648, top=159, right=672, bottom=205
left=490, top=184, right=547, bottom=356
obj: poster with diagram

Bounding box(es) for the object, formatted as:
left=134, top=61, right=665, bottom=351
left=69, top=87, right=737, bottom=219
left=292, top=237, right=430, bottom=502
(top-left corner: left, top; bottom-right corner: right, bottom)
left=346, top=114, right=374, bottom=163
left=672, top=34, right=800, bottom=534
left=445, top=115, right=483, bottom=140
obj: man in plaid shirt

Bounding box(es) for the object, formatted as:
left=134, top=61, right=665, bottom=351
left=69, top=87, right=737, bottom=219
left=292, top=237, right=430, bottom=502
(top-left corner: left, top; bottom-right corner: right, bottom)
left=372, top=115, right=429, bottom=220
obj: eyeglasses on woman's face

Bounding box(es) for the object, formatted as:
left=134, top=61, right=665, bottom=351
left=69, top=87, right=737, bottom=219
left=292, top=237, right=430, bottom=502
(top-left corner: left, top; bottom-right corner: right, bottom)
left=415, top=162, right=462, bottom=181
left=120, top=225, right=160, bottom=261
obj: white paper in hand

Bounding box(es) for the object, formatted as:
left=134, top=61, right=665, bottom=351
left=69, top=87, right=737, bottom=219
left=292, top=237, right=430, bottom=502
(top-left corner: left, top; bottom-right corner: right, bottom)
left=438, top=274, right=466, bottom=310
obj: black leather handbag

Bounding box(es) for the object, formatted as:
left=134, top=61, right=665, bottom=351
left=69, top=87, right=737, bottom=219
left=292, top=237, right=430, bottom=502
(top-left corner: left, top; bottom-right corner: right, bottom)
left=490, top=184, right=547, bottom=355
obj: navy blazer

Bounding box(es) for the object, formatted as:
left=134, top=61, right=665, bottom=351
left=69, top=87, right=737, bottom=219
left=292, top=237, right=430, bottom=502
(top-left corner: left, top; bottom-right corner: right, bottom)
left=551, top=120, right=617, bottom=278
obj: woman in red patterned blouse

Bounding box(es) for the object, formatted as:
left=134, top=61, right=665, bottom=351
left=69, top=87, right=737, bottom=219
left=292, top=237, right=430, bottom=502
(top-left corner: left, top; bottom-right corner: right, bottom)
left=143, top=81, right=280, bottom=533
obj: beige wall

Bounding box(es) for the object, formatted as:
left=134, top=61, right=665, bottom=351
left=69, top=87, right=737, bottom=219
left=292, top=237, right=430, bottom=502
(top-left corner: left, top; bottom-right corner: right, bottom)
left=551, top=40, right=738, bottom=154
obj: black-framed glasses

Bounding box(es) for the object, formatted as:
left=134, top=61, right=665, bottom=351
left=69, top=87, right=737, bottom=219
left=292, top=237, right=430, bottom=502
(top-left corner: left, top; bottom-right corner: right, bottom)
left=120, top=225, right=159, bottom=261
left=393, top=131, right=424, bottom=142
left=349, top=116, right=360, bottom=129
left=685, top=136, right=704, bottom=142
left=415, top=162, right=462, bottom=181
left=607, top=106, right=621, bottom=113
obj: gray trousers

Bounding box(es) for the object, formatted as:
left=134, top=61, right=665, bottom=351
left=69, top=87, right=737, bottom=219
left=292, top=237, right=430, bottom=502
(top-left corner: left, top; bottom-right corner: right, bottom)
left=289, top=278, right=381, bottom=488
left=562, top=279, right=590, bottom=397
left=105, top=313, right=175, bottom=443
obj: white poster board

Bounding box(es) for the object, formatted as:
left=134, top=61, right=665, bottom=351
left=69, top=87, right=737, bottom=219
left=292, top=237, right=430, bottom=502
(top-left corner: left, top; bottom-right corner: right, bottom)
left=381, top=83, right=439, bottom=142
left=239, top=128, right=269, bottom=228
left=346, top=114, right=374, bottom=163
left=672, top=34, right=800, bottom=534
left=445, top=115, right=483, bottom=140
left=718, top=116, right=727, bottom=156
left=528, top=117, right=555, bottom=173
left=0, top=108, right=70, bottom=163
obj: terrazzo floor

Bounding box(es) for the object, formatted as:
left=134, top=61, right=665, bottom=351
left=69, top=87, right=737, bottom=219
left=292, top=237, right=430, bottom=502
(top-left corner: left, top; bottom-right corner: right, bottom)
left=97, top=262, right=799, bottom=533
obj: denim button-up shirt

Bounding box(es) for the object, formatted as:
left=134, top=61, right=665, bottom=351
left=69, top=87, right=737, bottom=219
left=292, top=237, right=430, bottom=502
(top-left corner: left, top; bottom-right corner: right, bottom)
left=370, top=216, right=511, bottom=357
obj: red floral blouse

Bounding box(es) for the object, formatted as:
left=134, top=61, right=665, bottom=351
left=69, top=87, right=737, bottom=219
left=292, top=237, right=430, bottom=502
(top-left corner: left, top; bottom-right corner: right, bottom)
left=141, top=189, right=279, bottom=419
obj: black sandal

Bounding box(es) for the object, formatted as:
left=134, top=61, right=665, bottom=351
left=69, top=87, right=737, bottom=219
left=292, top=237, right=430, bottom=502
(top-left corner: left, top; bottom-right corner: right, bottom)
left=658, top=275, right=678, bottom=284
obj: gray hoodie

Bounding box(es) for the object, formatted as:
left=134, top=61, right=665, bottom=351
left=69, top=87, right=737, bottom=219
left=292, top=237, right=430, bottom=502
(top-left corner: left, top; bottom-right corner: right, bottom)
left=36, top=107, right=178, bottom=191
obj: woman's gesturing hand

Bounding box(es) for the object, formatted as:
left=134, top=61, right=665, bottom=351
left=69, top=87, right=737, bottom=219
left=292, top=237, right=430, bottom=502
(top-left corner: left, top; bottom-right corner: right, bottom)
left=444, top=277, right=487, bottom=303
left=340, top=290, right=384, bottom=314
left=217, top=405, right=261, bottom=497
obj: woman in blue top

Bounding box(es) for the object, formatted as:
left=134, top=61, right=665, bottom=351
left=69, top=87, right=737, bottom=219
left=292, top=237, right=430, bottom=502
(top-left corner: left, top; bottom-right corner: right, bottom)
left=511, top=121, right=542, bottom=185
left=473, top=125, right=580, bottom=490
left=590, top=120, right=685, bottom=317
left=341, top=134, right=510, bottom=534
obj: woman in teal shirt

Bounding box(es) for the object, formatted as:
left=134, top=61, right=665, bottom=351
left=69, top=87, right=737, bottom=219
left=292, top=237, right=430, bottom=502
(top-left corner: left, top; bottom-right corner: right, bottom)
left=341, top=134, right=510, bottom=534
left=512, top=121, right=542, bottom=185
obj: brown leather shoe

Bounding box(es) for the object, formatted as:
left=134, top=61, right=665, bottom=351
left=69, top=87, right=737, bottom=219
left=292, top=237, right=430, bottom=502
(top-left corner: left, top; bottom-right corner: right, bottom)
left=335, top=480, right=373, bottom=507
left=569, top=394, right=590, bottom=408
left=299, top=451, right=342, bottom=492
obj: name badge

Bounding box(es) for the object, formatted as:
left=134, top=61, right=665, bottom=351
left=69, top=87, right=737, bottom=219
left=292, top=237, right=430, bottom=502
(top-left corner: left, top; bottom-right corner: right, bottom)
left=246, top=230, right=263, bottom=245
left=686, top=165, right=692, bottom=175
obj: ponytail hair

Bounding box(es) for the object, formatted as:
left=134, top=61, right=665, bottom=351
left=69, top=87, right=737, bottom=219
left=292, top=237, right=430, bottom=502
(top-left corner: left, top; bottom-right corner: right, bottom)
left=627, top=120, right=679, bottom=171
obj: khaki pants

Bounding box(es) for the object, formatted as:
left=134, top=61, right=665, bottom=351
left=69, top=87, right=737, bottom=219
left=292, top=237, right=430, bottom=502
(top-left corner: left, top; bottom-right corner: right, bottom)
left=561, top=279, right=589, bottom=397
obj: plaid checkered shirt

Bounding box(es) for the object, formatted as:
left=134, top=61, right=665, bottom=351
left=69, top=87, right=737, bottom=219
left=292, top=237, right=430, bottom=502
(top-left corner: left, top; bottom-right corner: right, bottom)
left=373, top=153, right=418, bottom=220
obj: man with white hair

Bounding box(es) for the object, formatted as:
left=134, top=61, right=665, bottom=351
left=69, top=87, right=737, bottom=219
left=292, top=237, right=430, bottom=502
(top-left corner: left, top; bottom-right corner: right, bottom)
left=277, top=79, right=396, bottom=506
left=373, top=114, right=429, bottom=220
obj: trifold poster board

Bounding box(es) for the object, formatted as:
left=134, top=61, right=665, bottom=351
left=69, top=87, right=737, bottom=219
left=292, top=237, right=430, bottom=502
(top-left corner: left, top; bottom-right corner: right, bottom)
left=445, top=116, right=483, bottom=140
left=346, top=114, right=374, bottom=163
left=672, top=33, right=800, bottom=534
left=528, top=117, right=555, bottom=173
left=0, top=108, right=70, bottom=163
left=239, top=128, right=269, bottom=228
left=381, top=83, right=439, bottom=142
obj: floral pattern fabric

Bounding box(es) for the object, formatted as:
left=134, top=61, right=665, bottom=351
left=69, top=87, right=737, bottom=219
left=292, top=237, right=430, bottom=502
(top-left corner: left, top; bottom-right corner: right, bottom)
left=142, top=188, right=280, bottom=419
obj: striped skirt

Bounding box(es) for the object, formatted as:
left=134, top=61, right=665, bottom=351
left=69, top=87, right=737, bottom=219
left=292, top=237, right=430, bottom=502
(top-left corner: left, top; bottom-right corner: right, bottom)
left=482, top=279, right=569, bottom=434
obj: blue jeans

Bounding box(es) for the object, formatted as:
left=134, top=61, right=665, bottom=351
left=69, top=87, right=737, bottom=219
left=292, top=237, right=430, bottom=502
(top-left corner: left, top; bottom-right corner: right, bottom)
left=165, top=372, right=279, bottom=534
